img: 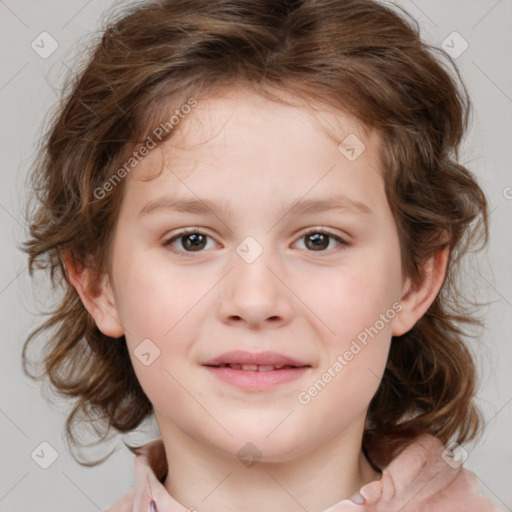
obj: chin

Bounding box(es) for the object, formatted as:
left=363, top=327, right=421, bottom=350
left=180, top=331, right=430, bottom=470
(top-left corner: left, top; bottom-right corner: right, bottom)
left=217, top=423, right=311, bottom=463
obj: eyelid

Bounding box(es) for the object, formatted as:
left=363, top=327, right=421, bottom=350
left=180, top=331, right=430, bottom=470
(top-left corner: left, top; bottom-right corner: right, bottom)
left=293, top=227, right=349, bottom=251
left=162, top=227, right=218, bottom=256
left=295, top=226, right=348, bottom=240
left=162, top=226, right=349, bottom=255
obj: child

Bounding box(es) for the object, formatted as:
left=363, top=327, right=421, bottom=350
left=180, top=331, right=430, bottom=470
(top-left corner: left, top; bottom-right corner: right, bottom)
left=22, top=0, right=502, bottom=510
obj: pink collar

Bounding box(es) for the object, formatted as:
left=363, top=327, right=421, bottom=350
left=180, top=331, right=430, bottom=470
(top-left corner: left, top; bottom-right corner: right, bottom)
left=106, top=433, right=499, bottom=511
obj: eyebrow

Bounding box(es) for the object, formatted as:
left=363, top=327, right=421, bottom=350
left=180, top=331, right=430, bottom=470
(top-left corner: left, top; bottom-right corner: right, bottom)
left=283, top=196, right=373, bottom=217
left=138, top=195, right=373, bottom=220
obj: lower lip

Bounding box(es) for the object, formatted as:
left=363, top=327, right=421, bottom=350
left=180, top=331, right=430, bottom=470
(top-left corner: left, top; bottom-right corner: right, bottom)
left=203, top=366, right=310, bottom=391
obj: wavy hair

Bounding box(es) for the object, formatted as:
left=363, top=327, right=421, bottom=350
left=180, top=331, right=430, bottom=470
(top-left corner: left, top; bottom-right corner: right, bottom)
left=22, top=0, right=489, bottom=466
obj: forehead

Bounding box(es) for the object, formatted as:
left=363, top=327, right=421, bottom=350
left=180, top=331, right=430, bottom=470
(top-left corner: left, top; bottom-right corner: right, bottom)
left=119, top=87, right=385, bottom=216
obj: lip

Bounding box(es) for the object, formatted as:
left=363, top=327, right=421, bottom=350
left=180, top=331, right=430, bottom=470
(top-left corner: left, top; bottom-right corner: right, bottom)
left=202, top=350, right=312, bottom=391
left=202, top=350, right=310, bottom=367
left=204, top=365, right=311, bottom=391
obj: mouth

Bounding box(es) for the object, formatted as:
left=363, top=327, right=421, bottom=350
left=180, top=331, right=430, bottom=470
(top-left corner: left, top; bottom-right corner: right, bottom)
left=202, top=350, right=311, bottom=368
left=202, top=351, right=312, bottom=390
left=205, top=363, right=309, bottom=372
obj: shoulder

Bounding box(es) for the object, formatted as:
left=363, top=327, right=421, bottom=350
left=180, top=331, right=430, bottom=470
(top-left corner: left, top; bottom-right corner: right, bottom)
left=359, top=434, right=501, bottom=511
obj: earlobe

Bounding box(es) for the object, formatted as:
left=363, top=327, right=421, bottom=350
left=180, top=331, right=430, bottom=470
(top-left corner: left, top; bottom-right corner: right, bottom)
left=392, top=247, right=449, bottom=337
left=63, top=251, right=124, bottom=338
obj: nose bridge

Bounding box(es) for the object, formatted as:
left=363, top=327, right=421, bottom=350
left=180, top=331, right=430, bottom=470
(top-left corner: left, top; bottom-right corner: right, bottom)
left=218, top=234, right=293, bottom=327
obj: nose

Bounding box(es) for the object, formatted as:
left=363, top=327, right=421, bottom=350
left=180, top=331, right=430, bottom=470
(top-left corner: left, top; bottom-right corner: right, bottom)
left=217, top=242, right=294, bottom=330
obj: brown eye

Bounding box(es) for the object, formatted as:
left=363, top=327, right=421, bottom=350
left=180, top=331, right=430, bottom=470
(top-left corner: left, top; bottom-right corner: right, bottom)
left=295, top=229, right=347, bottom=252
left=180, top=233, right=207, bottom=251
left=305, top=232, right=329, bottom=251
left=163, top=230, right=215, bottom=253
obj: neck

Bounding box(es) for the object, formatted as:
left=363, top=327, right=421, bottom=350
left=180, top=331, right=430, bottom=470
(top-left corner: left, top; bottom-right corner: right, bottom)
left=158, top=414, right=381, bottom=512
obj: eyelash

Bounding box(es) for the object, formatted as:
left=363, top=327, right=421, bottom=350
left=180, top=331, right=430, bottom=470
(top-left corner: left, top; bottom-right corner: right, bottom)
left=162, top=228, right=349, bottom=255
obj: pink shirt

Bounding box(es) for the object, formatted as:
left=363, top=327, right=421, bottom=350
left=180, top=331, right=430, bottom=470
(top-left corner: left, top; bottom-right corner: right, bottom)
left=105, top=433, right=501, bottom=511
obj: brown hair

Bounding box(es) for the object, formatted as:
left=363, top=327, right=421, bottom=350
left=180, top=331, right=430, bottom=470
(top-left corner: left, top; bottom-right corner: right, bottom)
left=22, top=0, right=489, bottom=466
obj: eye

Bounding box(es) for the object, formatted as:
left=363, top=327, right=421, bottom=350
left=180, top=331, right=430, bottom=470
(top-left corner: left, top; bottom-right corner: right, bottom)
left=163, top=229, right=217, bottom=253
left=163, top=227, right=348, bottom=255
left=294, top=228, right=348, bottom=252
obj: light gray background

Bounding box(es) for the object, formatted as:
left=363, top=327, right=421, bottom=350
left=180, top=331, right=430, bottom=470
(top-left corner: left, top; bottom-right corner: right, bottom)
left=1, top=0, right=511, bottom=510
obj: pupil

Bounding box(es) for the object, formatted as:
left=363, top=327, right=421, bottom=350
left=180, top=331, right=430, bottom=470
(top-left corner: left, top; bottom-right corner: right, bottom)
left=180, top=233, right=329, bottom=252
left=307, top=233, right=328, bottom=250
left=184, top=233, right=206, bottom=251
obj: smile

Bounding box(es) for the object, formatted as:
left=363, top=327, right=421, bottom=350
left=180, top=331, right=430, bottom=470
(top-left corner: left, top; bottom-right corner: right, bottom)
left=203, top=364, right=310, bottom=391
left=212, top=363, right=301, bottom=372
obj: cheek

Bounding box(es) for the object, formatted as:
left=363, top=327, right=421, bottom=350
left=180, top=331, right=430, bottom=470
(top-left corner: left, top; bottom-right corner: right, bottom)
left=310, top=256, right=401, bottom=341
left=113, top=251, right=202, bottom=339
left=302, top=246, right=399, bottom=395
left=299, top=304, right=394, bottom=430
left=112, top=252, right=207, bottom=396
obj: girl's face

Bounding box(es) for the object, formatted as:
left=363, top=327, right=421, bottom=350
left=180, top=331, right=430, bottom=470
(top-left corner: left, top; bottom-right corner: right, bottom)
left=107, top=88, right=407, bottom=460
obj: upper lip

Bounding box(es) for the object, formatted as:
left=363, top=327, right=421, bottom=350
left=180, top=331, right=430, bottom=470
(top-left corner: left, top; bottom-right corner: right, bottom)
left=202, top=350, right=310, bottom=367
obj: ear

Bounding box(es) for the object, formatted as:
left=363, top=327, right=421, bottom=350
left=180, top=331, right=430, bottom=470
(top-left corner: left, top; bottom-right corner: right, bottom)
left=392, top=246, right=449, bottom=337
left=63, top=251, right=124, bottom=338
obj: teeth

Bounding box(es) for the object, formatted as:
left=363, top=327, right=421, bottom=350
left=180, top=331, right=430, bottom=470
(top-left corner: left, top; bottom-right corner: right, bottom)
left=218, top=364, right=296, bottom=371
left=256, top=365, right=275, bottom=372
